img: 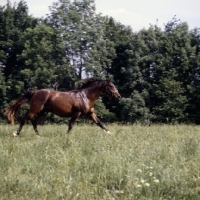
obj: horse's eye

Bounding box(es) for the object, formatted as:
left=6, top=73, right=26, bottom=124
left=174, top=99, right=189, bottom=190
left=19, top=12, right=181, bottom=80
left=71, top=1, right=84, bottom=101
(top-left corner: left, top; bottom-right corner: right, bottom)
left=110, top=87, right=114, bottom=91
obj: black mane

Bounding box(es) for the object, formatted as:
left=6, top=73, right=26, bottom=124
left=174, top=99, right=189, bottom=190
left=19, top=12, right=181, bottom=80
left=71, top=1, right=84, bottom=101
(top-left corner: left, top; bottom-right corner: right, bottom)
left=78, top=78, right=105, bottom=89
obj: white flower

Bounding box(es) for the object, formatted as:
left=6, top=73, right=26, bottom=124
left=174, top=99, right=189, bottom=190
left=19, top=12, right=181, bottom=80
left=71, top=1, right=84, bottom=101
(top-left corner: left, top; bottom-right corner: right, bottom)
left=149, top=166, right=153, bottom=169
left=144, top=183, right=150, bottom=187
left=140, top=179, right=145, bottom=183
left=137, top=169, right=142, bottom=173
left=149, top=172, right=153, bottom=176
left=135, top=184, right=142, bottom=188
left=154, top=179, right=160, bottom=183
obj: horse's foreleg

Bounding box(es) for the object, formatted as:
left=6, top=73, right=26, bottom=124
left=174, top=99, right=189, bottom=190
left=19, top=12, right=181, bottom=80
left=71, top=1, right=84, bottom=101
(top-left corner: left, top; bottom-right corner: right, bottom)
left=68, top=112, right=81, bottom=133
left=13, top=111, right=35, bottom=137
left=31, top=110, right=48, bottom=136
left=90, top=113, right=110, bottom=133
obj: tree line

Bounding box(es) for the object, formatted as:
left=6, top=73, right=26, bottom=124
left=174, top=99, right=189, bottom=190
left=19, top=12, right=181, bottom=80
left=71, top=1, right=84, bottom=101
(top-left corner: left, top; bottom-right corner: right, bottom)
left=0, top=0, right=200, bottom=124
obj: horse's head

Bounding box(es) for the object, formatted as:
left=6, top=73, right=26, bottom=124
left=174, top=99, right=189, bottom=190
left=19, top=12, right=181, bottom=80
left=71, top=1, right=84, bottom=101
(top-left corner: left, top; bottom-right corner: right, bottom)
left=104, top=80, right=121, bottom=100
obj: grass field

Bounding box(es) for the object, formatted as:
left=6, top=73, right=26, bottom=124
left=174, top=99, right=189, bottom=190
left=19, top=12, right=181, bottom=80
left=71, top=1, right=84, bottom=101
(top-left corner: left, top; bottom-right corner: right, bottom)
left=0, top=124, right=200, bottom=200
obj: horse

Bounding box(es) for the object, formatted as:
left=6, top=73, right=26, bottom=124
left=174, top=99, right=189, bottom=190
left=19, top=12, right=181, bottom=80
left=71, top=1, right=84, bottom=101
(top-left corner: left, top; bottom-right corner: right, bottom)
left=4, top=78, right=121, bottom=137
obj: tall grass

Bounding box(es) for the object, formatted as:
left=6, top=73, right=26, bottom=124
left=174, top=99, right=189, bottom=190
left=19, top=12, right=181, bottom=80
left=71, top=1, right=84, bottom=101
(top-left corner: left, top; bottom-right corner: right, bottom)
left=0, top=124, right=200, bottom=199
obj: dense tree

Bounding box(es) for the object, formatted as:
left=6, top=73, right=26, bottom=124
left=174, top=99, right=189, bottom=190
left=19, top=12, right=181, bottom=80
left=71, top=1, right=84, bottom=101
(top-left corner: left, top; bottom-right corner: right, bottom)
left=104, top=17, right=199, bottom=123
left=148, top=20, right=196, bottom=122
left=18, top=24, right=73, bottom=90
left=1, top=1, right=200, bottom=124
left=0, top=0, right=38, bottom=103
left=104, top=18, right=153, bottom=122
left=186, top=28, right=200, bottom=123
left=47, top=0, right=116, bottom=79
left=0, top=1, right=37, bottom=78
left=0, top=68, right=6, bottom=121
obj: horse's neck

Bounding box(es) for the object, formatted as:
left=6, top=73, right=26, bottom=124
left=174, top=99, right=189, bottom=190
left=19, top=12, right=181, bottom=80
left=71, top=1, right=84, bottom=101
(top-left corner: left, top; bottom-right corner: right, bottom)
left=83, top=85, right=104, bottom=102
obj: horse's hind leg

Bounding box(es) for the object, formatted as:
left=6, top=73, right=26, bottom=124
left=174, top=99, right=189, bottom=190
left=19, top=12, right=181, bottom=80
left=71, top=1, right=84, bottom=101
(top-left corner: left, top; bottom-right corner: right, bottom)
left=31, top=110, right=48, bottom=136
left=13, top=111, right=36, bottom=137
left=68, top=112, right=81, bottom=133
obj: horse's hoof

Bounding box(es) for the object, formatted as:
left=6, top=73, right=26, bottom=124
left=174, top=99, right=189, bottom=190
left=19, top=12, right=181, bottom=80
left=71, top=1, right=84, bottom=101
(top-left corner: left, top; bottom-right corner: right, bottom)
left=106, top=131, right=113, bottom=135
left=12, top=131, right=18, bottom=137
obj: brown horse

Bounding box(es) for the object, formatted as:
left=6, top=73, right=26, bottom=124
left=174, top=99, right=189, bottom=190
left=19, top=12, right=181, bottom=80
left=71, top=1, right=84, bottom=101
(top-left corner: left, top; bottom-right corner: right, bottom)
left=4, top=78, right=121, bottom=137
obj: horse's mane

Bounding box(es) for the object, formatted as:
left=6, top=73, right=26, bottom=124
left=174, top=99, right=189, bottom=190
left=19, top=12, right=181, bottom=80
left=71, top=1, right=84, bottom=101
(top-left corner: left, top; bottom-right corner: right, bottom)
left=77, top=78, right=105, bottom=89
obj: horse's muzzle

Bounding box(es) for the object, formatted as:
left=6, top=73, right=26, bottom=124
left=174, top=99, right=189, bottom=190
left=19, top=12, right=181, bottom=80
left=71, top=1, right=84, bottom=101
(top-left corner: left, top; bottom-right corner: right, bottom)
left=117, top=95, right=121, bottom=100
left=114, top=94, right=121, bottom=101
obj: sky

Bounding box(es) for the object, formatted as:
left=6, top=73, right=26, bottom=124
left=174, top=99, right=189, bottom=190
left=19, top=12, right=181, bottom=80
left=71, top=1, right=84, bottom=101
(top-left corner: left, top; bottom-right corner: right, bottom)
left=1, top=0, right=200, bottom=31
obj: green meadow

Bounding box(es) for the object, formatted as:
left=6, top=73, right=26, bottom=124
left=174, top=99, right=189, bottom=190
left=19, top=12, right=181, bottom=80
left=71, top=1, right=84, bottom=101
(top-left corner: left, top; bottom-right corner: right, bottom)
left=0, top=124, right=200, bottom=199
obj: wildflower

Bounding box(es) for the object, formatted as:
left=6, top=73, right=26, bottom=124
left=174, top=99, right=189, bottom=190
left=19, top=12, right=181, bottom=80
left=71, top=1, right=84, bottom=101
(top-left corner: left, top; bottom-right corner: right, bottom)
left=137, top=169, right=142, bottom=173
left=135, top=184, right=142, bottom=188
left=144, top=183, right=150, bottom=187
left=149, top=166, right=153, bottom=169
left=149, top=172, right=153, bottom=176
left=154, top=179, right=159, bottom=183
left=140, top=179, right=145, bottom=183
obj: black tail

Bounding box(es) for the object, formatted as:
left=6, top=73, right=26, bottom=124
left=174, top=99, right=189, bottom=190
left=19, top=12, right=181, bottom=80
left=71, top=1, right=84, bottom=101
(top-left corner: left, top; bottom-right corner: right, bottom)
left=4, top=91, right=35, bottom=125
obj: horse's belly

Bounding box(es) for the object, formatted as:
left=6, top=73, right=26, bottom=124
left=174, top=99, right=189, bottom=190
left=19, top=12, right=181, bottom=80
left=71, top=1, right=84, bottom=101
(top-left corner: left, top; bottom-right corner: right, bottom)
left=46, top=100, right=85, bottom=117
left=53, top=109, right=72, bottom=117
left=49, top=104, right=73, bottom=117
left=43, top=97, right=71, bottom=116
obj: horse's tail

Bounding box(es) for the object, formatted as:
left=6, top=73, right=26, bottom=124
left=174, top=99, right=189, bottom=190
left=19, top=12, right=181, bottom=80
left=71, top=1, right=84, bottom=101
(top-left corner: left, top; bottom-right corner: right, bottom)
left=4, top=90, right=35, bottom=125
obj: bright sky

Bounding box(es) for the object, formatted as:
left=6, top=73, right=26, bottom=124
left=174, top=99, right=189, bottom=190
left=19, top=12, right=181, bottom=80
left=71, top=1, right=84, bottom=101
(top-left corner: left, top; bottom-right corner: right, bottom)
left=1, top=0, right=200, bottom=31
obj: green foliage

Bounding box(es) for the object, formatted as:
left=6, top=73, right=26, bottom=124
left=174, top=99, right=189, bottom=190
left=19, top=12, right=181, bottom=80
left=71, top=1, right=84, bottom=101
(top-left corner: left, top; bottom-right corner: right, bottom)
left=47, top=0, right=116, bottom=79
left=0, top=68, right=7, bottom=121
left=94, top=98, right=116, bottom=121
left=106, top=16, right=200, bottom=123
left=119, top=90, right=152, bottom=123
left=0, top=1, right=37, bottom=100
left=1, top=1, right=200, bottom=123
left=0, top=1, right=37, bottom=78
left=151, top=79, right=188, bottom=122
left=17, top=24, right=58, bottom=89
